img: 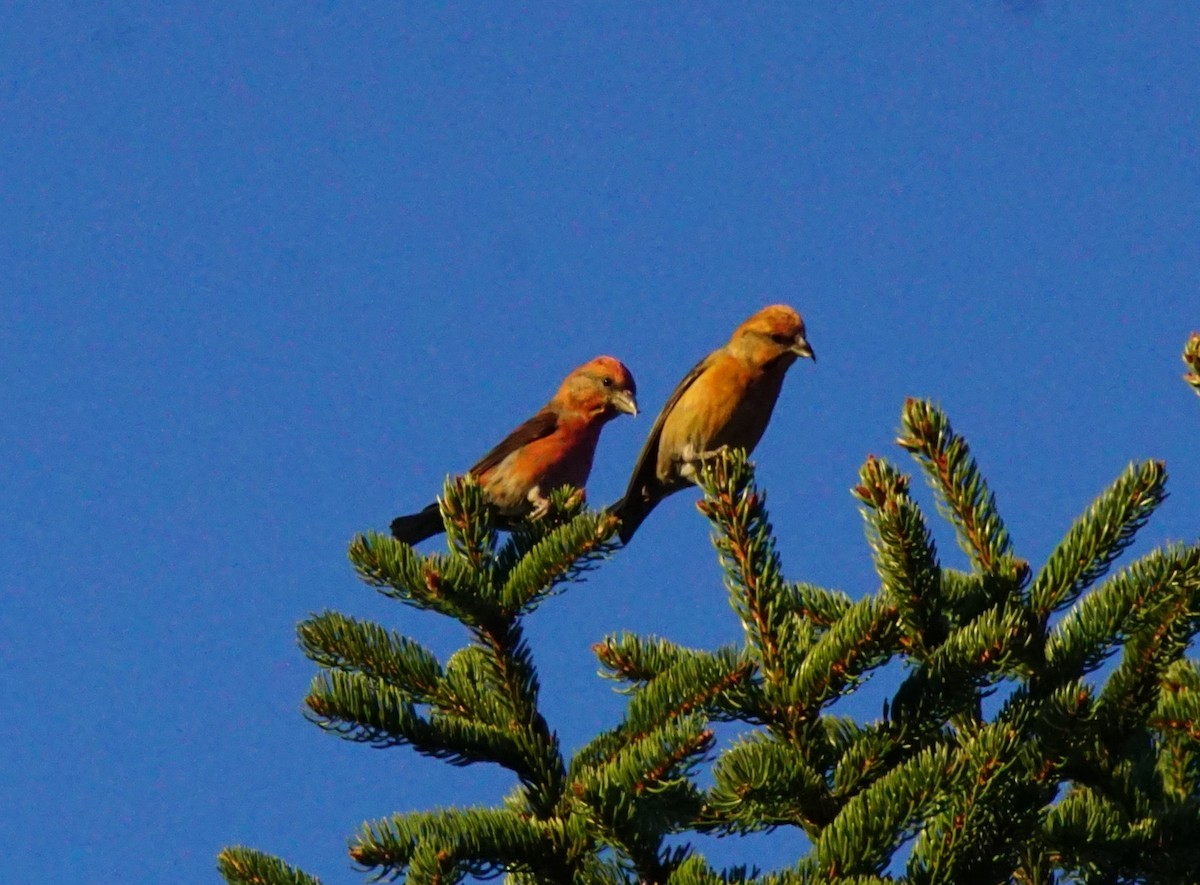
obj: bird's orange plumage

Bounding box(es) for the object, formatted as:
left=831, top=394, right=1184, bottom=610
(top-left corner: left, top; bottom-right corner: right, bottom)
left=391, top=355, right=638, bottom=544
left=614, top=305, right=814, bottom=542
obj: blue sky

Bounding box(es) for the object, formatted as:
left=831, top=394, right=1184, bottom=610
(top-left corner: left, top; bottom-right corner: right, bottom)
left=3, top=3, right=1198, bottom=882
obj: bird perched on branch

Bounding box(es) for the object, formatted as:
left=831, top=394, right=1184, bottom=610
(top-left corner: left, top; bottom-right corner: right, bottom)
left=391, top=356, right=638, bottom=545
left=613, top=304, right=815, bottom=543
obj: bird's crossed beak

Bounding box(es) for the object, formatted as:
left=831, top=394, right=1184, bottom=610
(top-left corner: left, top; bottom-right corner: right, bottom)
left=791, top=335, right=816, bottom=363
left=610, top=390, right=639, bottom=416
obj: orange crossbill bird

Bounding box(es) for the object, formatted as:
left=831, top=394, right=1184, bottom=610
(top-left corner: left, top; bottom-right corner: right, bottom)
left=614, top=305, right=815, bottom=543
left=390, top=356, right=638, bottom=545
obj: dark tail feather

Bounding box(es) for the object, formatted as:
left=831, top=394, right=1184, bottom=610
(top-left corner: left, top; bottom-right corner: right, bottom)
left=390, top=503, right=443, bottom=544
left=612, top=494, right=654, bottom=545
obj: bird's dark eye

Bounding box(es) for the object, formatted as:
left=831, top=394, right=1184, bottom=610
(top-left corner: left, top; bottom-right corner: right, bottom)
left=771, top=332, right=793, bottom=344
left=602, top=376, right=613, bottom=387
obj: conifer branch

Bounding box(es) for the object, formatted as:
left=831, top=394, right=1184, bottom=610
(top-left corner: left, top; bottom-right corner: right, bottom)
left=998, top=683, right=1093, bottom=788
left=1183, top=331, right=1200, bottom=397
left=696, top=449, right=788, bottom=687
left=831, top=720, right=942, bottom=799
left=1095, top=543, right=1200, bottom=731
left=594, top=632, right=698, bottom=687
left=1042, top=770, right=1200, bottom=884
left=889, top=602, right=1033, bottom=730
left=499, top=509, right=621, bottom=613
left=1151, top=687, right=1200, bottom=742
left=439, top=475, right=498, bottom=572
left=438, top=645, right=525, bottom=726
left=662, top=855, right=739, bottom=884
left=217, top=847, right=323, bottom=885
left=570, top=651, right=756, bottom=781
left=570, top=715, right=713, bottom=875
left=908, top=721, right=1049, bottom=885
left=297, top=611, right=443, bottom=701
left=593, top=635, right=758, bottom=721
left=1044, top=544, right=1199, bottom=686
left=468, top=617, right=566, bottom=810
left=304, top=669, right=533, bottom=772
left=228, top=389, right=1200, bottom=883
left=785, top=582, right=854, bottom=630
left=1153, top=660, right=1200, bottom=799
left=666, top=862, right=892, bottom=885
left=350, top=807, right=573, bottom=884
left=348, top=531, right=497, bottom=624
left=937, top=568, right=991, bottom=625
left=790, top=595, right=899, bottom=717
left=810, top=742, right=957, bottom=878
left=622, top=651, right=756, bottom=732
left=1042, top=786, right=1140, bottom=882
left=854, top=454, right=942, bottom=655
left=1029, top=460, right=1167, bottom=621
left=896, top=399, right=1016, bottom=580
left=932, top=601, right=1037, bottom=678
left=1159, top=656, right=1200, bottom=696
left=569, top=656, right=757, bottom=871
left=493, top=486, right=592, bottom=578
left=704, top=733, right=836, bottom=834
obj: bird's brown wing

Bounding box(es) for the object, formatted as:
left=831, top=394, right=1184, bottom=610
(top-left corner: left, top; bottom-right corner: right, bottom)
left=615, top=351, right=717, bottom=541
left=468, top=407, right=560, bottom=477
left=392, top=408, right=559, bottom=544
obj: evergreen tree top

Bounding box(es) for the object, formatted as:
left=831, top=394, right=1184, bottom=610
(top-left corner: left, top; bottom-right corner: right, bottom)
left=220, top=346, right=1200, bottom=884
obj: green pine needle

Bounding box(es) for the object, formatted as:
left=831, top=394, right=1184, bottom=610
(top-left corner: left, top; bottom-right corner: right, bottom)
left=348, top=531, right=496, bottom=624
left=908, top=721, right=1048, bottom=885
left=855, top=454, right=943, bottom=655
left=594, top=632, right=697, bottom=688
left=439, top=474, right=499, bottom=571
left=297, top=610, right=443, bottom=700
left=705, top=733, right=833, bottom=834
left=696, top=449, right=791, bottom=687
left=812, top=742, right=957, bottom=878
left=1045, top=543, right=1200, bottom=685
left=1029, top=460, right=1168, bottom=620
left=789, top=595, right=899, bottom=717
left=351, top=807, right=569, bottom=883
left=217, top=847, right=323, bottom=885
left=500, top=508, right=621, bottom=612
left=303, top=669, right=532, bottom=774
left=896, top=399, right=1015, bottom=578
left=1096, top=542, right=1200, bottom=729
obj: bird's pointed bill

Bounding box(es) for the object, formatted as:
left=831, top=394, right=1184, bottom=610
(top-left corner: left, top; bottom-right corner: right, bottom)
left=792, top=337, right=816, bottom=362
left=611, top=390, right=639, bottom=416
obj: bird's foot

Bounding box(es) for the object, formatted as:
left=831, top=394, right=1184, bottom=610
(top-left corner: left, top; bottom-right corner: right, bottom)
left=527, top=489, right=551, bottom=521
left=678, top=444, right=730, bottom=481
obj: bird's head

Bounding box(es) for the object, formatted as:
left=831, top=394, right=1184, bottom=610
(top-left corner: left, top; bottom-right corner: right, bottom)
left=729, top=304, right=816, bottom=367
left=558, top=355, right=639, bottom=419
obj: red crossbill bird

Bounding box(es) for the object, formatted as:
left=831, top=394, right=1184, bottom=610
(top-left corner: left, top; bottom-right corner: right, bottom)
left=390, top=356, right=638, bottom=545
left=613, top=305, right=815, bottom=543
